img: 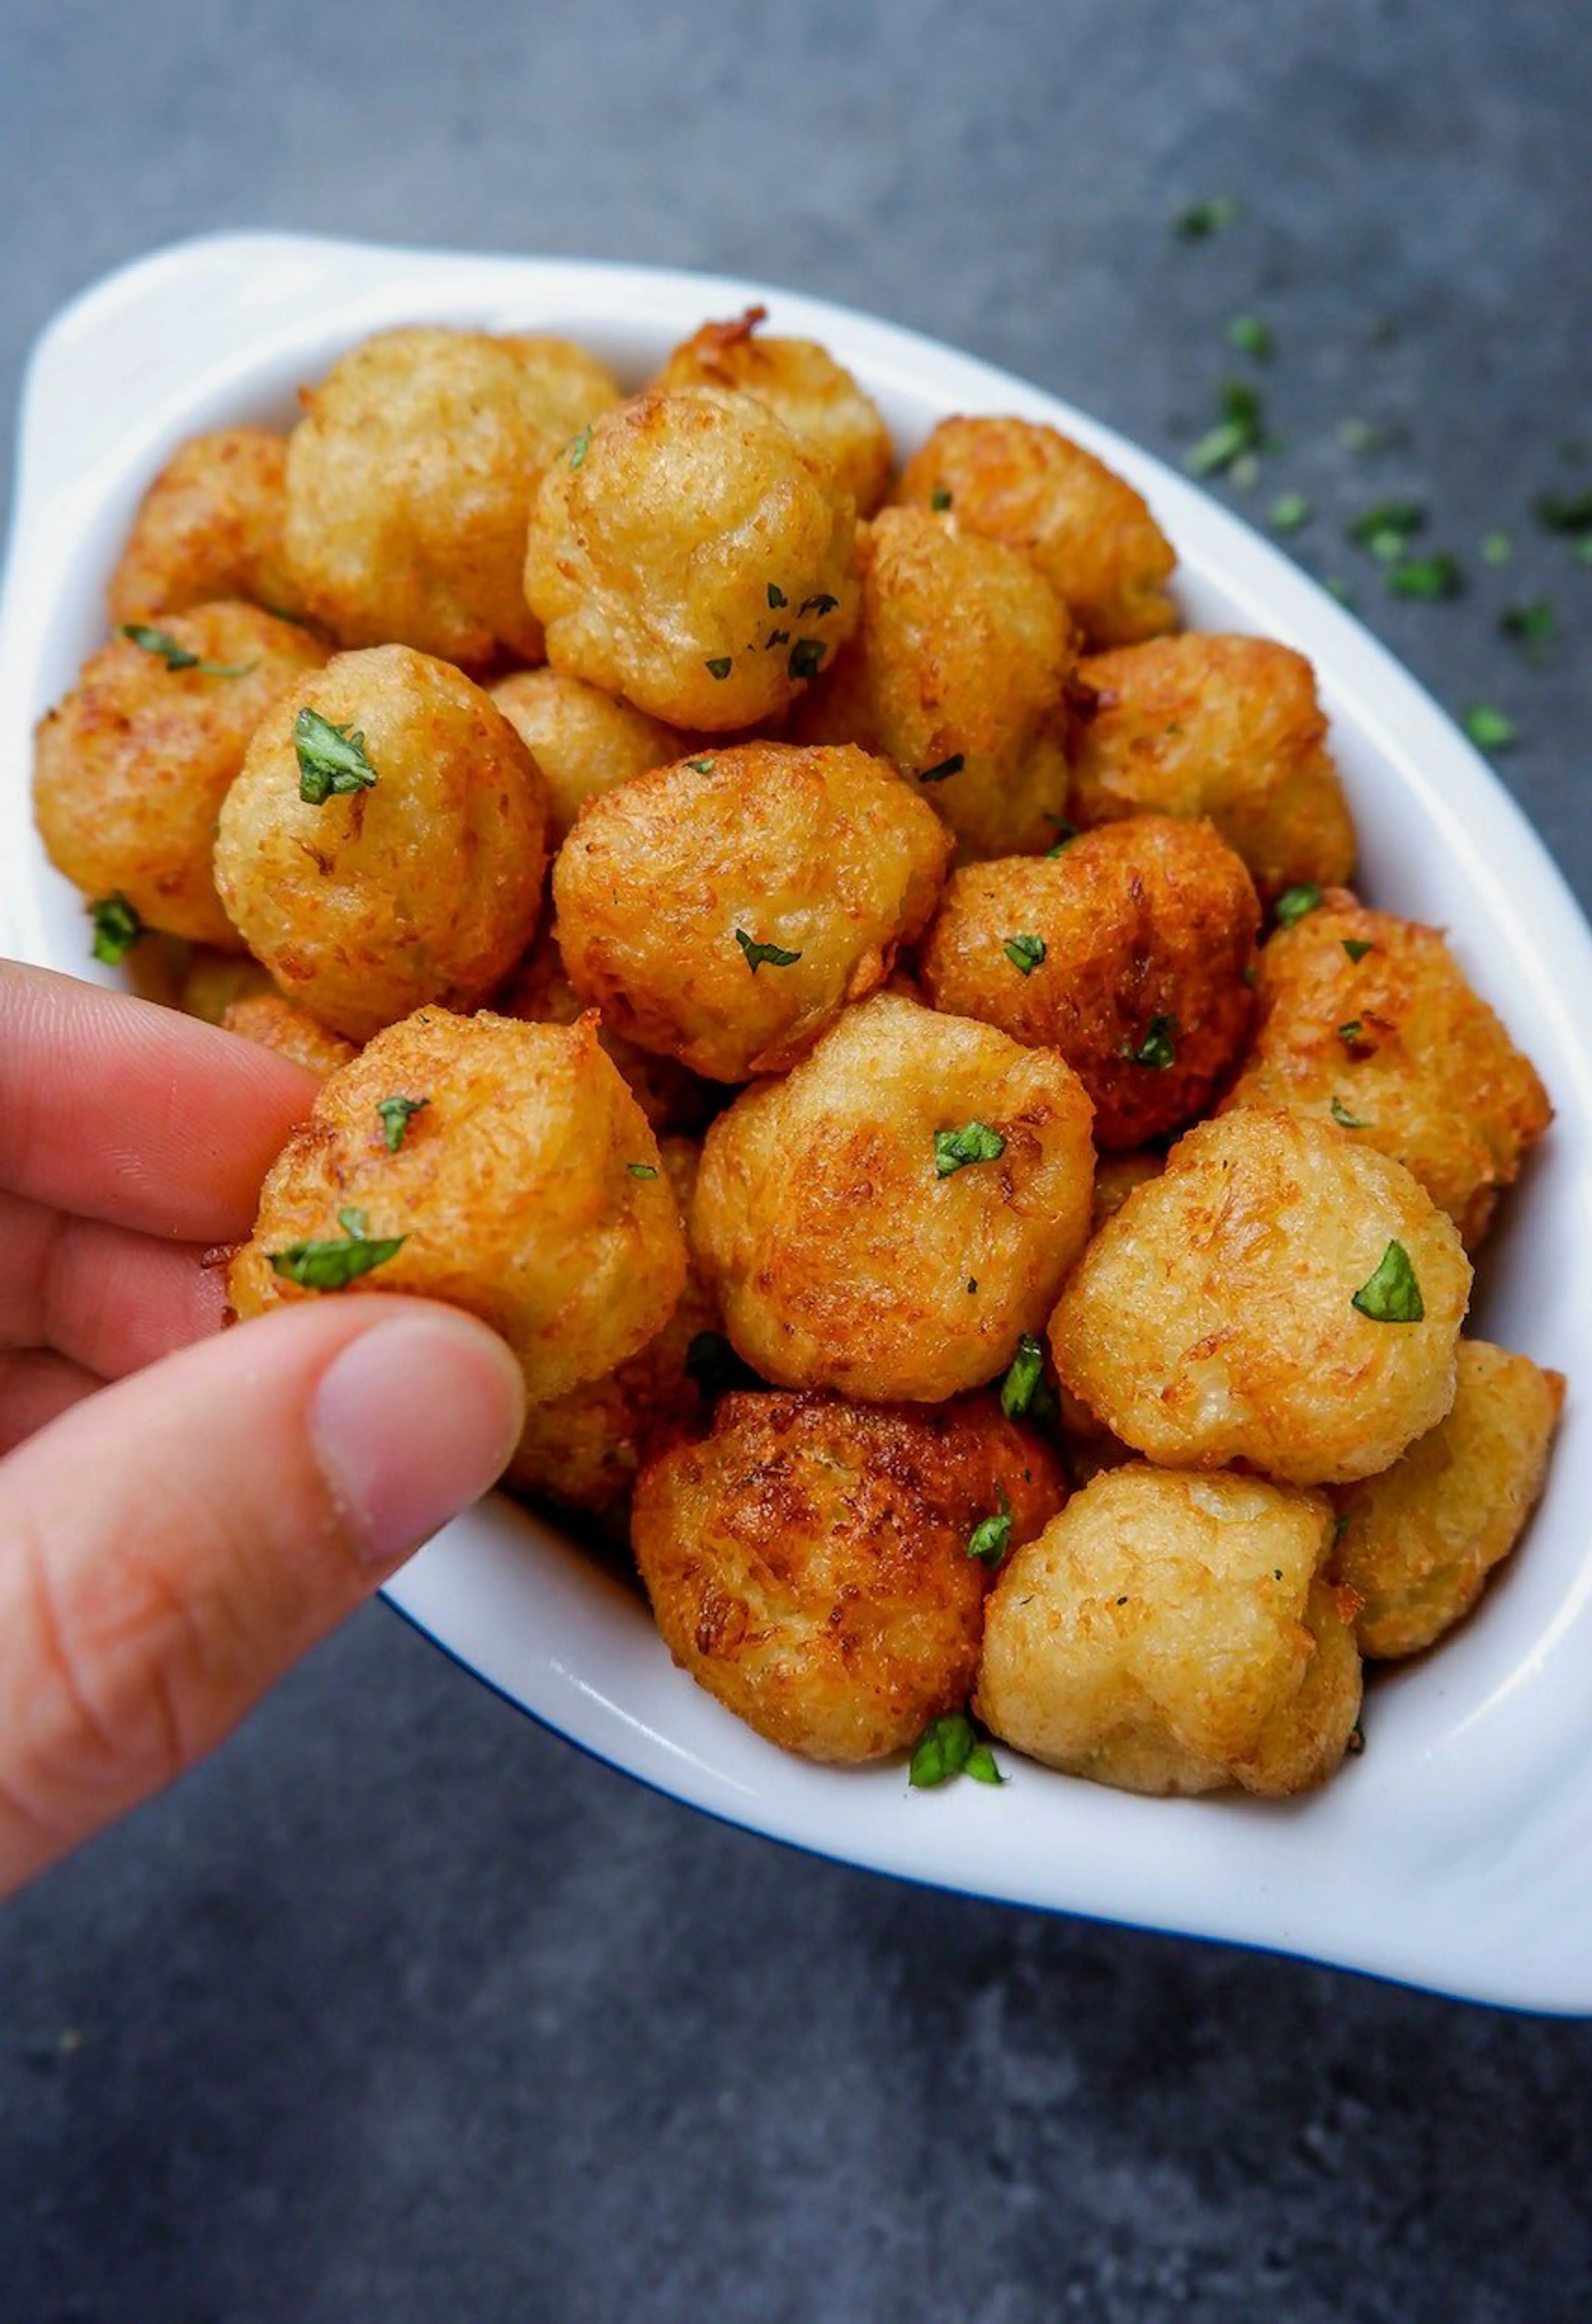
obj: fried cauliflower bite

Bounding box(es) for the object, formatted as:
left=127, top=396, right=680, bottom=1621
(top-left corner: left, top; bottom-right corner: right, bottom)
left=229, top=1008, right=687, bottom=1403
left=489, top=668, right=686, bottom=844
left=1331, top=1340, right=1565, bottom=1660
left=220, top=993, right=358, bottom=1075
left=894, top=415, right=1178, bottom=649
left=692, top=991, right=1096, bottom=1401
left=214, top=645, right=548, bottom=1042
left=652, top=307, right=894, bottom=514
left=282, top=327, right=619, bottom=665
left=106, top=427, right=303, bottom=628
left=552, top=741, right=952, bottom=1082
left=1091, top=1148, right=1163, bottom=1232
left=1068, top=634, right=1357, bottom=905
left=504, top=1137, right=719, bottom=1527
left=918, top=818, right=1259, bottom=1149
left=32, top=603, right=329, bottom=948
left=522, top=386, right=859, bottom=732
left=795, top=507, right=1077, bottom=860
left=1222, top=893, right=1551, bottom=1249
left=975, top=1464, right=1359, bottom=1795
left=1049, top=1107, right=1471, bottom=1485
left=176, top=946, right=278, bottom=1025
left=500, top=918, right=718, bottom=1136
left=632, top=1389, right=1067, bottom=1762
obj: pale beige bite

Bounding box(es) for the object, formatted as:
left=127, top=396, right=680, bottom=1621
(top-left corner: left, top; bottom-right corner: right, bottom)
left=652, top=307, right=894, bottom=513
left=214, top=645, right=548, bottom=1042
left=552, top=741, right=952, bottom=1082
left=1049, top=1107, right=1472, bottom=1485
left=975, top=1464, right=1359, bottom=1796
left=107, top=427, right=303, bottom=627
left=794, top=506, right=1077, bottom=860
left=32, top=603, right=328, bottom=948
left=1223, top=891, right=1552, bottom=1248
left=1068, top=634, right=1356, bottom=904
left=283, top=326, right=619, bottom=664
left=632, top=1389, right=1067, bottom=1762
left=692, top=991, right=1096, bottom=1401
left=523, top=386, right=859, bottom=731
left=917, top=817, right=1259, bottom=1148
left=893, top=414, right=1177, bottom=648
left=1331, top=1339, right=1565, bottom=1659
left=230, top=1008, right=687, bottom=1404
left=489, top=668, right=686, bottom=844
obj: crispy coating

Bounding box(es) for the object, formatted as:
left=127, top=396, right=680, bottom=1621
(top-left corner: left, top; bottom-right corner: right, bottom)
left=500, top=918, right=718, bottom=1135
left=693, top=991, right=1096, bottom=1400
left=894, top=415, right=1177, bottom=648
left=1222, top=892, right=1552, bottom=1248
left=523, top=386, right=859, bottom=731
left=1068, top=635, right=1356, bottom=904
left=32, top=603, right=329, bottom=948
left=504, top=1138, right=719, bottom=1525
left=795, top=508, right=1076, bottom=860
left=633, top=1389, right=1067, bottom=1761
left=1049, top=1107, right=1472, bottom=1484
left=489, top=668, right=686, bottom=844
left=652, top=307, right=893, bottom=514
left=1331, top=1339, right=1565, bottom=1659
left=229, top=1008, right=687, bottom=1402
left=221, top=993, right=358, bottom=1075
left=552, top=741, right=952, bottom=1081
left=107, top=427, right=303, bottom=627
left=176, top=946, right=277, bottom=1025
left=975, top=1464, right=1358, bottom=1795
left=214, top=645, right=548, bottom=1042
left=283, top=327, right=619, bottom=664
left=918, top=818, right=1259, bottom=1148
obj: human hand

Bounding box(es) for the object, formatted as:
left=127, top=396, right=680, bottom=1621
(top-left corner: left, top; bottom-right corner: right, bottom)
left=0, top=962, right=525, bottom=1898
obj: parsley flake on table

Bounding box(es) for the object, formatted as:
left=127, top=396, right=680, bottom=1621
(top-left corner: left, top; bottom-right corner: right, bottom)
left=1003, top=932, right=1046, bottom=976
left=934, top=1121, right=1005, bottom=1176
left=999, top=1333, right=1050, bottom=1421
left=1122, top=1014, right=1178, bottom=1070
left=1534, top=487, right=1592, bottom=537
left=1174, top=194, right=1240, bottom=239
left=90, top=891, right=143, bottom=966
left=375, top=1095, right=429, bottom=1152
left=1274, top=882, right=1323, bottom=928
left=1501, top=599, right=1556, bottom=649
left=1348, top=499, right=1425, bottom=557
left=120, top=623, right=256, bottom=676
left=966, top=1488, right=1012, bottom=1564
left=1228, top=313, right=1274, bottom=361
left=294, top=707, right=378, bottom=804
left=1463, top=704, right=1519, bottom=753
left=1388, top=551, right=1463, bottom=601
left=1352, top=1240, right=1424, bottom=1323
left=1482, top=530, right=1513, bottom=566
left=918, top=753, right=964, bottom=784
left=268, top=1207, right=406, bottom=1291
left=735, top=928, right=802, bottom=973
left=1187, top=379, right=1270, bottom=478
left=1337, top=417, right=1384, bottom=455
left=1270, top=491, right=1312, bottom=533
left=1330, top=1095, right=1370, bottom=1129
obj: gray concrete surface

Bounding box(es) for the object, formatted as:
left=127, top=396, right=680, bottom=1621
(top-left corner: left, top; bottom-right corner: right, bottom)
left=3, top=2, right=1592, bottom=2317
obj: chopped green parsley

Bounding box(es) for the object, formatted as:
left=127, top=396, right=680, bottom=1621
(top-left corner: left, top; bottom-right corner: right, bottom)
left=934, top=1121, right=1005, bottom=1177
left=1003, top=932, right=1046, bottom=976
left=1274, top=882, right=1324, bottom=928
left=909, top=1711, right=1004, bottom=1789
left=734, top=928, right=802, bottom=973
left=1352, top=1240, right=1424, bottom=1323
left=90, top=891, right=143, bottom=966
left=1122, top=1014, right=1179, bottom=1070
left=119, top=623, right=255, bottom=676
left=375, top=1095, right=428, bottom=1152
left=268, top=1207, right=406, bottom=1290
left=294, top=708, right=378, bottom=804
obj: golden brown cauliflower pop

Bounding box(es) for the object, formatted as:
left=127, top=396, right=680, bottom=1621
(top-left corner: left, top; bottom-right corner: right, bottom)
left=632, top=1389, right=1067, bottom=1762
left=1049, top=1107, right=1471, bottom=1485
left=500, top=919, right=718, bottom=1137
left=522, top=386, right=859, bottom=731
left=652, top=306, right=894, bottom=513
left=692, top=991, right=1096, bottom=1401
left=221, top=993, right=358, bottom=1076
left=1331, top=1339, right=1564, bottom=1659
left=1223, top=891, right=1552, bottom=1248
left=918, top=816, right=1259, bottom=1148
left=1068, top=634, right=1357, bottom=904
left=33, top=604, right=328, bottom=948
left=795, top=507, right=1076, bottom=860
left=894, top=415, right=1178, bottom=648
left=230, top=1008, right=687, bottom=1404
left=283, top=327, right=619, bottom=665
left=489, top=668, right=686, bottom=845
left=552, top=741, right=952, bottom=1082
left=214, top=645, right=548, bottom=1041
left=976, top=1464, right=1360, bottom=1796
left=107, top=428, right=303, bottom=627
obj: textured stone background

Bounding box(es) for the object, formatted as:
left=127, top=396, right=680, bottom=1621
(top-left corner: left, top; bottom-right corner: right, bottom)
left=3, top=3, right=1591, bottom=2318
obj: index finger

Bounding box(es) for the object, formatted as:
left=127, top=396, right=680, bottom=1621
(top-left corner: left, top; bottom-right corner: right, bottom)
left=0, top=961, right=319, bottom=1242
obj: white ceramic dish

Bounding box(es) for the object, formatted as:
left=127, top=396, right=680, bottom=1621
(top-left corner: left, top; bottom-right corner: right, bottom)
left=4, top=232, right=1591, bottom=2010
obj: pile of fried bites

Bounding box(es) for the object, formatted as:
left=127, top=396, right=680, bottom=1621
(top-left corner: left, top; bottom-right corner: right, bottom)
left=32, top=305, right=1563, bottom=1799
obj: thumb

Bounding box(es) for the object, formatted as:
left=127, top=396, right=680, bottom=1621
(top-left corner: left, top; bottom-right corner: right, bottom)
left=0, top=1295, right=525, bottom=1897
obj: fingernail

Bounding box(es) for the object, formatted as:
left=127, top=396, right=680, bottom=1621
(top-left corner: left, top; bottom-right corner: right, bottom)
left=310, top=1311, right=526, bottom=1569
